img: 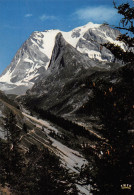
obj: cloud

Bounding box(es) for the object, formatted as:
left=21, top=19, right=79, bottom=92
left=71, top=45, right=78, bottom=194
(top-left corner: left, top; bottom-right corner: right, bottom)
left=25, top=14, right=33, bottom=18
left=40, top=14, right=57, bottom=21
left=74, top=6, right=119, bottom=24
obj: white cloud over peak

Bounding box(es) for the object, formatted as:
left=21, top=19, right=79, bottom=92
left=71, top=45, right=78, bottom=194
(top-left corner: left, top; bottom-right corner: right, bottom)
left=75, top=6, right=119, bottom=23
left=40, top=14, right=57, bottom=21
left=25, top=14, right=33, bottom=18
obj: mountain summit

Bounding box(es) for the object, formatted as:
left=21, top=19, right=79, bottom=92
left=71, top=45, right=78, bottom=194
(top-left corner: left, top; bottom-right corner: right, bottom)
left=0, top=22, right=125, bottom=95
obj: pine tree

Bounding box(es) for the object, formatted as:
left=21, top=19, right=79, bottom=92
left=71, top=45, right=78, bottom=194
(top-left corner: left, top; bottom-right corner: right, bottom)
left=104, top=1, right=134, bottom=63
left=3, top=112, right=24, bottom=186
left=16, top=145, right=78, bottom=195
left=84, top=65, right=133, bottom=194
left=113, top=0, right=134, bottom=34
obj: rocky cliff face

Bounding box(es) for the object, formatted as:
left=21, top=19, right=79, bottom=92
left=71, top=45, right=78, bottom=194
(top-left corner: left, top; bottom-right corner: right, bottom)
left=0, top=22, right=125, bottom=95
left=22, top=33, right=122, bottom=123
left=48, top=33, right=96, bottom=71
left=27, top=32, right=110, bottom=97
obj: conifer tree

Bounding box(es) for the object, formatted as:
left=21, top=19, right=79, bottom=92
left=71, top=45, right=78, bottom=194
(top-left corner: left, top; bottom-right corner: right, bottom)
left=3, top=112, right=24, bottom=186
left=104, top=0, right=134, bottom=63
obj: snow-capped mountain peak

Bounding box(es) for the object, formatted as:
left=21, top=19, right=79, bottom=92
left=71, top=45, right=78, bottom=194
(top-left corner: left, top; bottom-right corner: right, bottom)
left=0, top=22, right=125, bottom=95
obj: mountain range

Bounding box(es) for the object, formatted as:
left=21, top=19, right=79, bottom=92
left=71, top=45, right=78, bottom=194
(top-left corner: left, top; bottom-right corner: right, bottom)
left=0, top=22, right=126, bottom=95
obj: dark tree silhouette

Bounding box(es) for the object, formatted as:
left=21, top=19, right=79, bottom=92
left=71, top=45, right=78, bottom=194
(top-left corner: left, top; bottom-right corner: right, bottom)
left=104, top=1, right=134, bottom=63
left=1, top=112, right=24, bottom=187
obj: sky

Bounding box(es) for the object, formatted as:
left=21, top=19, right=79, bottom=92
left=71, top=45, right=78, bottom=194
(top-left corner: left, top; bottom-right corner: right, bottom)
left=0, top=0, right=133, bottom=74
